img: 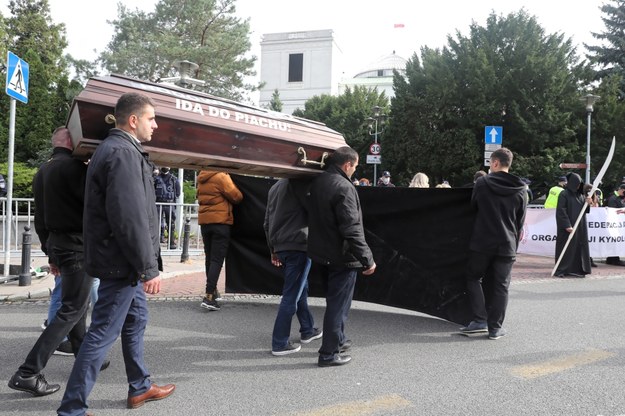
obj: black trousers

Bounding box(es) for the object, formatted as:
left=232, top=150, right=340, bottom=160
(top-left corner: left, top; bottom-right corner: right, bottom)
left=19, top=246, right=93, bottom=376
left=465, top=251, right=515, bottom=331
left=318, top=267, right=357, bottom=359
left=200, top=223, right=231, bottom=294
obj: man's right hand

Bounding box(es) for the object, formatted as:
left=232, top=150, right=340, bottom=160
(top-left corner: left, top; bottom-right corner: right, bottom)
left=49, top=263, right=60, bottom=276
left=362, top=262, right=376, bottom=275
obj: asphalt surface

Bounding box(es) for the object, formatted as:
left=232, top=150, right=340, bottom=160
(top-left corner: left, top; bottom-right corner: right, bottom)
left=3, top=268, right=625, bottom=415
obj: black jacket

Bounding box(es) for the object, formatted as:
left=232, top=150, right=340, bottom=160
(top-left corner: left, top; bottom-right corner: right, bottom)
left=469, top=171, right=527, bottom=256
left=83, top=129, right=160, bottom=282
left=307, top=164, right=374, bottom=269
left=264, top=178, right=310, bottom=253
left=32, top=147, right=87, bottom=254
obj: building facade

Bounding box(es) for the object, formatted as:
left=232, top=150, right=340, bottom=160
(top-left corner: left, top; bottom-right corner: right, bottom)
left=259, top=29, right=343, bottom=114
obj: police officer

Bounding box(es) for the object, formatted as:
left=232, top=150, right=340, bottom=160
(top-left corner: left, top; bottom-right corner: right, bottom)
left=154, top=167, right=181, bottom=249
left=544, top=176, right=567, bottom=208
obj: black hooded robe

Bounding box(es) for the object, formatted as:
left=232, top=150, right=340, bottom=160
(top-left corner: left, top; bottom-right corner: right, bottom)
left=554, top=172, right=591, bottom=276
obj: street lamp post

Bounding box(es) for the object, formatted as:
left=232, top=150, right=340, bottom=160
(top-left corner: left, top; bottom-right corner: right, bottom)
left=581, top=94, right=600, bottom=185
left=367, top=106, right=387, bottom=186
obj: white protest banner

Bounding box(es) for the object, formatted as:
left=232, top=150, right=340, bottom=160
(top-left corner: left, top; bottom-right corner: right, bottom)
left=518, top=207, right=625, bottom=258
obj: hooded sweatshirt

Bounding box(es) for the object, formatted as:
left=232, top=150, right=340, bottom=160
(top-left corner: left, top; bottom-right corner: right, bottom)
left=469, top=171, right=527, bottom=256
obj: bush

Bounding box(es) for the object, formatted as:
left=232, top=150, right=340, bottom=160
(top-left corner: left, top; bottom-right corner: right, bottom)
left=0, top=162, right=38, bottom=198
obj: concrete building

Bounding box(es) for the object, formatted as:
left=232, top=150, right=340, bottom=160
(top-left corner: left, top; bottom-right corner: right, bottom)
left=338, top=51, right=407, bottom=100
left=259, top=29, right=343, bottom=114
left=259, top=30, right=407, bottom=114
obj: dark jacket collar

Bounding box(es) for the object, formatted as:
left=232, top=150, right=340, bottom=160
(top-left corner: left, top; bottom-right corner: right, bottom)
left=326, top=164, right=351, bottom=182
left=52, top=147, right=72, bottom=156
left=109, top=128, right=147, bottom=155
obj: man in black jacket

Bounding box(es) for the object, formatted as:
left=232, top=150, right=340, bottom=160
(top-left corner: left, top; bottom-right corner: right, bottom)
left=307, top=146, right=376, bottom=367
left=57, top=93, right=175, bottom=415
left=460, top=147, right=527, bottom=340
left=9, top=127, right=104, bottom=397
left=265, top=178, right=322, bottom=356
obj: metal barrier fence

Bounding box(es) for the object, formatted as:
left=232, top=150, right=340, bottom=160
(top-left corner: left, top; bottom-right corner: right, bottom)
left=0, top=198, right=203, bottom=258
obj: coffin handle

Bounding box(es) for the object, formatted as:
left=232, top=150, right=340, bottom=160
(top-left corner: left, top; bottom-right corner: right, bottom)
left=298, top=147, right=329, bottom=169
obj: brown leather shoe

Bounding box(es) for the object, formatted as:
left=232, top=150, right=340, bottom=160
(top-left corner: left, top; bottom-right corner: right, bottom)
left=127, top=383, right=175, bottom=409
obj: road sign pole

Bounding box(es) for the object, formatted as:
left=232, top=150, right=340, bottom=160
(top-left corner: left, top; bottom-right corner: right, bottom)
left=3, top=99, right=16, bottom=277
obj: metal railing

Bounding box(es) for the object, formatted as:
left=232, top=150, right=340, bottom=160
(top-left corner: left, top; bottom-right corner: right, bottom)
left=0, top=198, right=203, bottom=258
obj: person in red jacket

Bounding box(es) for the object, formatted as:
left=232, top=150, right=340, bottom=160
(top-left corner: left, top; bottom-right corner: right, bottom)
left=196, top=170, right=243, bottom=311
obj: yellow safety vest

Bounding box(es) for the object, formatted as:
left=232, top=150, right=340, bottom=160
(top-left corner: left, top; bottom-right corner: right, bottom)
left=544, top=186, right=563, bottom=208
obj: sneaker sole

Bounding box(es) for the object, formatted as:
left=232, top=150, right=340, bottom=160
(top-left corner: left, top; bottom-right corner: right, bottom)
left=53, top=350, right=74, bottom=356
left=271, top=346, right=301, bottom=356
left=200, top=303, right=220, bottom=311
left=459, top=328, right=488, bottom=334
left=301, top=332, right=323, bottom=344
left=489, top=333, right=507, bottom=340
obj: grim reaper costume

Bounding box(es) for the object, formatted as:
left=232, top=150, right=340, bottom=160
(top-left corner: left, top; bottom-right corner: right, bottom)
left=554, top=172, right=591, bottom=277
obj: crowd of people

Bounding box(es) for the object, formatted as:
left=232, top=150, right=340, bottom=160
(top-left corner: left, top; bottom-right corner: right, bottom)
left=15, top=89, right=605, bottom=414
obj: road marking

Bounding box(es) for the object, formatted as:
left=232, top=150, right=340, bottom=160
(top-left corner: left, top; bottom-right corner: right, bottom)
left=510, top=349, right=615, bottom=379
left=285, top=394, right=412, bottom=416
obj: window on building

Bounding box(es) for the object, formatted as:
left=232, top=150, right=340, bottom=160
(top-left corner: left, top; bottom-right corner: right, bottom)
left=377, top=69, right=384, bottom=77
left=288, top=53, right=304, bottom=82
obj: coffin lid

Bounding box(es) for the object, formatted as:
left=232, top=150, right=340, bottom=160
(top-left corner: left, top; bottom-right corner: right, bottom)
left=67, top=74, right=346, bottom=177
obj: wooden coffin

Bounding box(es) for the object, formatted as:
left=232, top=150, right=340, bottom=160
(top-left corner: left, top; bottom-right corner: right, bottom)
left=67, top=74, right=346, bottom=177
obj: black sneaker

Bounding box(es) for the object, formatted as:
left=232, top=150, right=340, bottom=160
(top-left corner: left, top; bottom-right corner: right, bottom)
left=200, top=295, right=220, bottom=311
left=339, top=340, right=352, bottom=353
left=40, top=319, right=47, bottom=331
left=489, top=328, right=507, bottom=340
left=8, top=372, right=60, bottom=396
left=100, top=359, right=110, bottom=371
left=301, top=328, right=323, bottom=344
left=213, top=289, right=223, bottom=301
left=271, top=342, right=301, bottom=356
left=53, top=340, right=73, bottom=356
left=459, top=321, right=488, bottom=334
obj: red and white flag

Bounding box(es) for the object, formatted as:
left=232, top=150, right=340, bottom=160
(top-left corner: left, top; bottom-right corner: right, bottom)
left=394, top=23, right=405, bottom=28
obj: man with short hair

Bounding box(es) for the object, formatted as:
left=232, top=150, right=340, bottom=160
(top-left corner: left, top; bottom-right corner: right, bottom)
left=308, top=146, right=376, bottom=367
left=57, top=93, right=175, bottom=415
left=9, top=127, right=106, bottom=397
left=265, top=178, right=322, bottom=356
left=460, top=147, right=527, bottom=340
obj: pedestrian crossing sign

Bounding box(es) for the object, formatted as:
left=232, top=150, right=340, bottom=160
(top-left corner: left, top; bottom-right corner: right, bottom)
left=5, top=51, right=29, bottom=104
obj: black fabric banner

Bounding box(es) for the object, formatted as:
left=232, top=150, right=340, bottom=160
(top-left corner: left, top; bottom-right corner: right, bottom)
left=226, top=175, right=475, bottom=325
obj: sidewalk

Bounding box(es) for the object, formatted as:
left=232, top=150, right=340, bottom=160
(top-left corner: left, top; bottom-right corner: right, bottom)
left=0, top=254, right=208, bottom=302
left=2, top=253, right=625, bottom=302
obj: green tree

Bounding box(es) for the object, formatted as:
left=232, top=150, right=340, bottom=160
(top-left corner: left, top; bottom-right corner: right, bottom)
left=586, top=0, right=625, bottom=84
left=293, top=86, right=389, bottom=182
left=99, top=0, right=257, bottom=101
left=268, top=89, right=283, bottom=112
left=384, top=10, right=585, bottom=189
left=0, top=0, right=71, bottom=164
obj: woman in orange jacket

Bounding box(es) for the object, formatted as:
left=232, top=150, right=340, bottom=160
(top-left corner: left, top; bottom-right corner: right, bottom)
left=196, top=170, right=243, bottom=311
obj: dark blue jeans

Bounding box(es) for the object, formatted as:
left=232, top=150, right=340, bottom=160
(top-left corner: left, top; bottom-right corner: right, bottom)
left=58, top=278, right=151, bottom=416
left=19, top=247, right=92, bottom=376
left=318, top=267, right=357, bottom=360
left=200, top=223, right=231, bottom=294
left=465, top=251, right=515, bottom=330
left=271, top=251, right=314, bottom=350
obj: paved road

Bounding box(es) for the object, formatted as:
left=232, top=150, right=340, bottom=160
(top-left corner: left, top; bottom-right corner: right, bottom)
left=3, top=272, right=625, bottom=416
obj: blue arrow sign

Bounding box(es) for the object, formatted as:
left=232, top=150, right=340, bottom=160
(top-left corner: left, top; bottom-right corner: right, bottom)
left=484, top=126, right=502, bottom=145
left=5, top=51, right=29, bottom=104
